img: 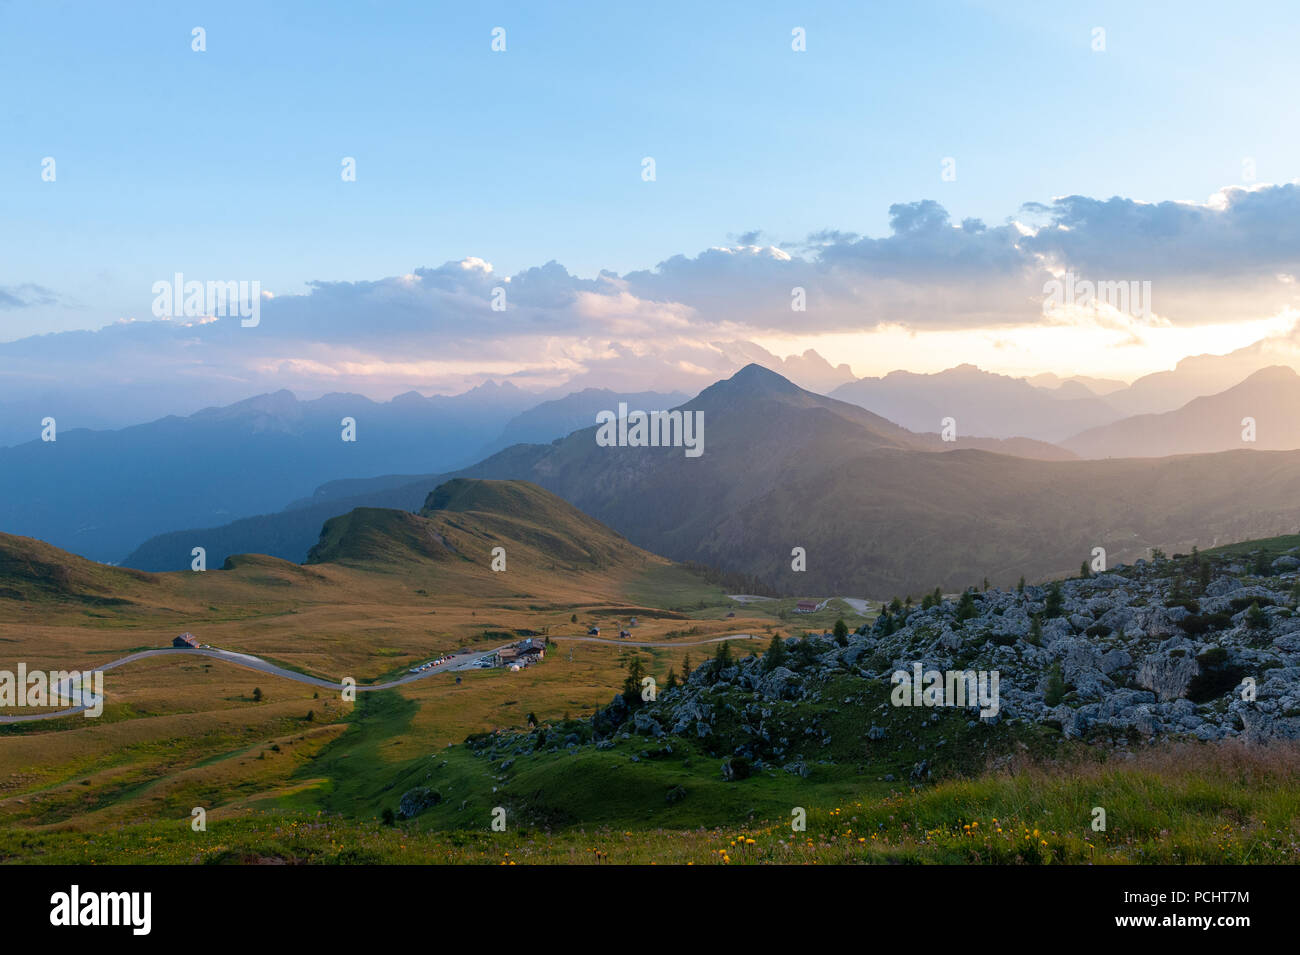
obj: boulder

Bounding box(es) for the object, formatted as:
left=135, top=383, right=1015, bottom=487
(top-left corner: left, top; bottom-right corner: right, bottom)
left=397, top=787, right=442, bottom=819
left=1136, top=652, right=1200, bottom=702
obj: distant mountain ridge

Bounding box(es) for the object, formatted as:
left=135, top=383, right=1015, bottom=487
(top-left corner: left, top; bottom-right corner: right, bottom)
left=0, top=382, right=537, bottom=563
left=472, top=387, right=689, bottom=459
left=830, top=363, right=1122, bottom=442
left=1063, top=366, right=1300, bottom=458
left=123, top=365, right=1300, bottom=597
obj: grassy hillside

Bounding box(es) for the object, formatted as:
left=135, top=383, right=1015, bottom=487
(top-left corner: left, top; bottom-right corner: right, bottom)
left=5, top=741, right=1297, bottom=864
left=0, top=532, right=160, bottom=605
left=6, top=500, right=1300, bottom=865
left=0, top=480, right=790, bottom=836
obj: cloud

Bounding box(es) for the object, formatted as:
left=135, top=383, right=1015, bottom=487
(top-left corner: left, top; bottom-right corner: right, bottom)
left=7, top=182, right=1300, bottom=415
left=0, top=284, right=60, bottom=309
left=1021, top=183, right=1300, bottom=324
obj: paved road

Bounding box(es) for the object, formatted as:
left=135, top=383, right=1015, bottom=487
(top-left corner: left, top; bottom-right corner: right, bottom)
left=0, top=632, right=764, bottom=724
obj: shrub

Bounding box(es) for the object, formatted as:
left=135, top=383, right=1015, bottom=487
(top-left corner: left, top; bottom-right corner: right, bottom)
left=722, top=756, right=751, bottom=781
left=1246, top=601, right=1269, bottom=630
left=1179, top=612, right=1232, bottom=636
left=1186, top=647, right=1246, bottom=704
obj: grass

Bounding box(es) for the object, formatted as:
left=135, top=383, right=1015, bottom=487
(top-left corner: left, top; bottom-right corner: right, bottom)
left=4, top=742, right=1296, bottom=864
left=3, top=514, right=1299, bottom=865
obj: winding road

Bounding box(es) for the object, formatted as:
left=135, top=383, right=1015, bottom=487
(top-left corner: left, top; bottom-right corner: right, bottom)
left=0, top=633, right=763, bottom=724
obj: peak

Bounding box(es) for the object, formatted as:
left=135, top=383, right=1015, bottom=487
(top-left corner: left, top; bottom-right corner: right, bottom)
left=726, top=363, right=802, bottom=391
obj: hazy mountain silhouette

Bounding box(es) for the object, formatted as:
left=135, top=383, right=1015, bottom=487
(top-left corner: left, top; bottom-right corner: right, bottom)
left=1064, top=366, right=1300, bottom=457
left=0, top=383, right=535, bottom=563
left=830, top=364, right=1121, bottom=442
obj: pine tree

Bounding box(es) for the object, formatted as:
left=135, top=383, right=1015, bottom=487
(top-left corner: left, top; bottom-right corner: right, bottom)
left=763, top=633, right=788, bottom=672
left=1044, top=661, right=1067, bottom=706
left=956, top=589, right=977, bottom=622
left=1017, top=576, right=1026, bottom=594
left=622, top=655, right=645, bottom=706
left=1045, top=581, right=1064, bottom=619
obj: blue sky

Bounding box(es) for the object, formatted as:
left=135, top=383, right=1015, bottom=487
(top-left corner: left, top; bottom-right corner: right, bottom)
left=4, top=0, right=1297, bottom=336
left=2, top=0, right=1300, bottom=403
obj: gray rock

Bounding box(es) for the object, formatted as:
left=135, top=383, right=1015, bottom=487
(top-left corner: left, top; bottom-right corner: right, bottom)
left=1136, top=652, right=1200, bottom=701
left=397, top=787, right=442, bottom=819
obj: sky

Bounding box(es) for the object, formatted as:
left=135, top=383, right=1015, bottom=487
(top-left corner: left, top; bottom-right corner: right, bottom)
left=3, top=0, right=1300, bottom=399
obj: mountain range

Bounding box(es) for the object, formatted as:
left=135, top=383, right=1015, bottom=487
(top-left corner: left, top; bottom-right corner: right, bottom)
left=121, top=365, right=1300, bottom=597
left=0, top=383, right=683, bottom=564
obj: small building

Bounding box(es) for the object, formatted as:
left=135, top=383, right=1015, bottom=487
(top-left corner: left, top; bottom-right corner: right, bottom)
left=518, top=644, right=544, bottom=662
left=794, top=601, right=818, bottom=614
left=498, top=648, right=520, bottom=665
left=173, top=632, right=200, bottom=649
